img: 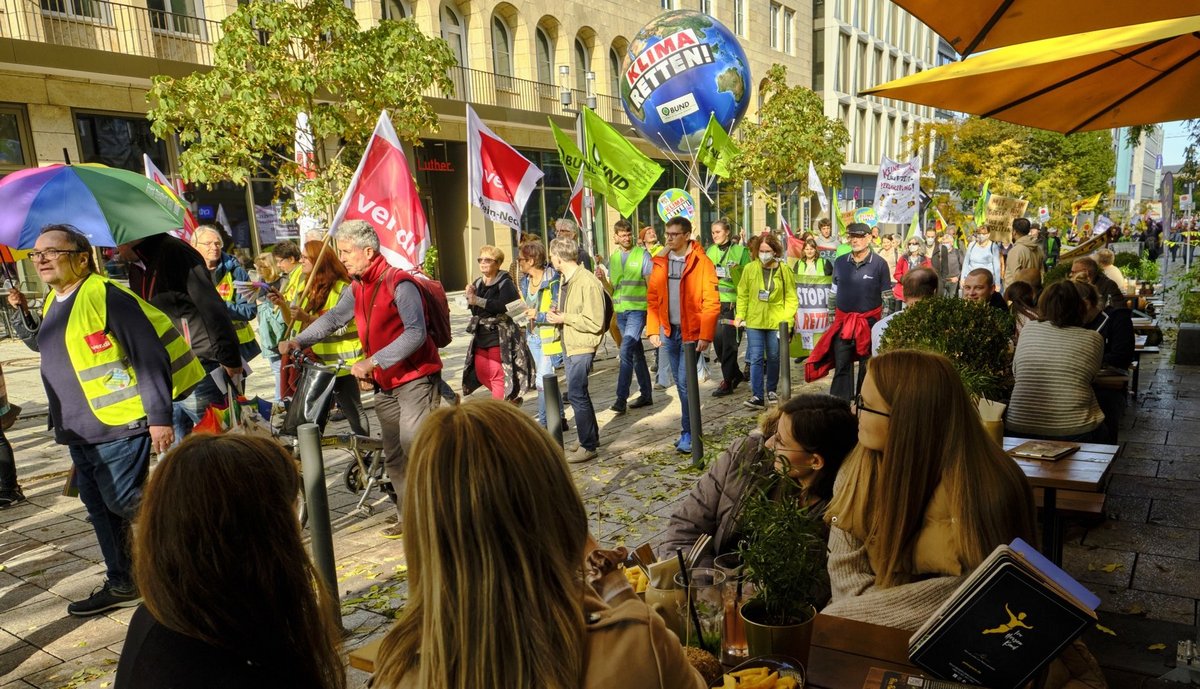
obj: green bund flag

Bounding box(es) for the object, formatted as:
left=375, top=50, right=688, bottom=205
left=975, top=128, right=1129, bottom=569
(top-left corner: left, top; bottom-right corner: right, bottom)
left=551, top=108, right=664, bottom=218
left=974, top=179, right=991, bottom=228
left=696, top=114, right=738, bottom=179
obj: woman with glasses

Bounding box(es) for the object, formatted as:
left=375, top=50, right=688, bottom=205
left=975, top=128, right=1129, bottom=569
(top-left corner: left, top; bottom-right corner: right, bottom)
left=892, top=236, right=930, bottom=302
left=516, top=241, right=566, bottom=429
left=823, top=349, right=1036, bottom=628
left=463, top=245, right=533, bottom=401
left=659, top=395, right=857, bottom=571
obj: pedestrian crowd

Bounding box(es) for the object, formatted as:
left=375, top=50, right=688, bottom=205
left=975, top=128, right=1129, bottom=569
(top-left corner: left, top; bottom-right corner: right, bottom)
left=0, top=211, right=1154, bottom=689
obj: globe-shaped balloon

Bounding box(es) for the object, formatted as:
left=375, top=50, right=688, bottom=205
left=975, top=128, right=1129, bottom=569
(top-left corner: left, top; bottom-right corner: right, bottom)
left=619, top=10, right=752, bottom=155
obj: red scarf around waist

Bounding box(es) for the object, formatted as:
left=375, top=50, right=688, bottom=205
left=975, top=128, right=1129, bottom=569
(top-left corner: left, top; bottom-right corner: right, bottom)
left=804, top=306, right=884, bottom=382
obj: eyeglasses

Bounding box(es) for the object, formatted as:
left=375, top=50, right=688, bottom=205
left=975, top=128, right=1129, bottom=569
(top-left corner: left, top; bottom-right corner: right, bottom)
left=29, top=249, right=84, bottom=262
left=665, top=231, right=687, bottom=238
left=195, top=240, right=222, bottom=247
left=477, top=258, right=496, bottom=264
left=853, top=394, right=891, bottom=418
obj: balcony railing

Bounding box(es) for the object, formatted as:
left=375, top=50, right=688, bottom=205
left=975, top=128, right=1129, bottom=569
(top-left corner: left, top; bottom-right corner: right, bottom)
left=0, top=0, right=631, bottom=127
left=1, top=0, right=223, bottom=65
left=425, top=66, right=631, bottom=128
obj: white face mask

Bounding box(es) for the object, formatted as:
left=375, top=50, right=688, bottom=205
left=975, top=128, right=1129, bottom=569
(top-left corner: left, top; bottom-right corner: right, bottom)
left=759, top=251, right=775, bottom=262
left=908, top=245, right=921, bottom=253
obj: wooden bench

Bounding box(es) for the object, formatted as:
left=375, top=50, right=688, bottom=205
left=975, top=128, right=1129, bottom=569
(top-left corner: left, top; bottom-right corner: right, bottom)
left=1033, top=487, right=1105, bottom=518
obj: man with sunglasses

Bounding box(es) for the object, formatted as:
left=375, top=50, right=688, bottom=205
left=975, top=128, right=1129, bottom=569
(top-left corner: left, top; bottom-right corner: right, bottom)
left=804, top=223, right=890, bottom=400
left=9, top=225, right=203, bottom=616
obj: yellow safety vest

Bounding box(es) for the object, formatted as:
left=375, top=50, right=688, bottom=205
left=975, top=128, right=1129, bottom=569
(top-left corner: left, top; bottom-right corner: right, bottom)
left=282, top=266, right=306, bottom=304
left=214, top=271, right=257, bottom=346
left=308, top=280, right=364, bottom=376
left=45, top=274, right=205, bottom=428
left=525, top=273, right=562, bottom=357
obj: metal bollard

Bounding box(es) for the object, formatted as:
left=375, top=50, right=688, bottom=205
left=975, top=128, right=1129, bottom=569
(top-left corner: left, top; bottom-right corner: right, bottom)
left=778, top=322, right=791, bottom=401
left=683, top=341, right=704, bottom=468
left=298, top=423, right=340, bottom=623
left=544, top=373, right=565, bottom=447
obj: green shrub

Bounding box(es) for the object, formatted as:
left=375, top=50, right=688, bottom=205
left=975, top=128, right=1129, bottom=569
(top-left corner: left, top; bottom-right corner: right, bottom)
left=878, top=296, right=1014, bottom=400
left=1044, top=261, right=1072, bottom=285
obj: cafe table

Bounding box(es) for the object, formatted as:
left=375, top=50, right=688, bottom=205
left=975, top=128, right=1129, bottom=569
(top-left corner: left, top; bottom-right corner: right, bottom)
left=1004, top=437, right=1119, bottom=567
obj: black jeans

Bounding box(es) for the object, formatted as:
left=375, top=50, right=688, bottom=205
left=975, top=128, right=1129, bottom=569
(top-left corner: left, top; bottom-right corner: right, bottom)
left=713, top=302, right=742, bottom=385
left=330, top=375, right=369, bottom=436
left=830, top=333, right=868, bottom=400
left=0, top=429, right=17, bottom=492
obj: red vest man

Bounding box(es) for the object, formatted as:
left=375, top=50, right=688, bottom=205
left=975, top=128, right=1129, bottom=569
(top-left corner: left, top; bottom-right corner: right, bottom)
left=281, top=219, right=441, bottom=540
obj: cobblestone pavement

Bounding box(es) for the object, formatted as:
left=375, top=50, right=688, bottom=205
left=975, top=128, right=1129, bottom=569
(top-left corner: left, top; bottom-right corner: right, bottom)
left=0, top=297, right=1195, bottom=688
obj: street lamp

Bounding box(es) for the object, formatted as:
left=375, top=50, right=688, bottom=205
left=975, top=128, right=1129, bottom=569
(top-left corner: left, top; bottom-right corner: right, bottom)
left=584, top=70, right=597, bottom=110
left=559, top=64, right=572, bottom=107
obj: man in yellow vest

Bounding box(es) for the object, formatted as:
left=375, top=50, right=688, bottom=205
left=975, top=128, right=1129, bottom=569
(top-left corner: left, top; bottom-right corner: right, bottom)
left=192, top=225, right=260, bottom=364
left=598, top=219, right=653, bottom=414
left=8, top=225, right=203, bottom=617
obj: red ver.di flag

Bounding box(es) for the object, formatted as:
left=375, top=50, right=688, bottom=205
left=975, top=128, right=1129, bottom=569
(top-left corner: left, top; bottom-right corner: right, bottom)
left=330, top=111, right=429, bottom=270
left=466, top=105, right=543, bottom=229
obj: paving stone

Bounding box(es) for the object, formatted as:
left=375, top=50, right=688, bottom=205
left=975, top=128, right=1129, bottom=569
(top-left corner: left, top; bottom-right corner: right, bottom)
left=11, top=517, right=92, bottom=545
left=1132, top=553, right=1200, bottom=600
left=1083, top=612, right=1195, bottom=677
left=1082, top=520, right=1199, bottom=558
left=1062, top=544, right=1135, bottom=588
left=1121, top=427, right=1169, bottom=445
left=1104, top=496, right=1152, bottom=523
left=19, top=647, right=118, bottom=689
left=0, top=544, right=78, bottom=580
left=1095, top=587, right=1196, bottom=626
left=24, top=613, right=128, bottom=663
left=1156, top=459, right=1200, bottom=480
left=1121, top=441, right=1200, bottom=462
left=1165, top=430, right=1200, bottom=447
left=1147, top=498, right=1200, bottom=529
left=0, top=643, right=60, bottom=686
left=1107, top=474, right=1200, bottom=502
left=1110, top=457, right=1160, bottom=478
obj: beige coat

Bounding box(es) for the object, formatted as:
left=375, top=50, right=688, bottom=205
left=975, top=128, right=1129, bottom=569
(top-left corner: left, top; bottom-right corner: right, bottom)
left=559, top=265, right=607, bottom=356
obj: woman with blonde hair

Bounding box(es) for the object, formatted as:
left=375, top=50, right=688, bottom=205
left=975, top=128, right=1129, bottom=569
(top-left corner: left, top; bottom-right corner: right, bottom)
left=372, top=400, right=704, bottom=689
left=115, top=435, right=344, bottom=688
left=464, top=245, right=534, bottom=400
left=254, top=252, right=287, bottom=403
left=824, top=349, right=1036, bottom=614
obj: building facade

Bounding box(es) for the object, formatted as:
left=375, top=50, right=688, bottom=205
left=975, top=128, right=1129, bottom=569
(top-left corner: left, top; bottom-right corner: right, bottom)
left=809, top=0, right=946, bottom=223
left=1111, top=126, right=1164, bottom=221
left=0, top=0, right=812, bottom=288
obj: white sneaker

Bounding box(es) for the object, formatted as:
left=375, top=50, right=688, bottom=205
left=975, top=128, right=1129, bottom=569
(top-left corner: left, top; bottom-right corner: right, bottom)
left=566, top=446, right=598, bottom=463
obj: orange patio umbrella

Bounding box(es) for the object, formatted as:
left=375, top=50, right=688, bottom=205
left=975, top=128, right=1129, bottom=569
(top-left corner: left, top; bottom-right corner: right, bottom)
left=860, top=16, right=1200, bottom=135
left=891, top=0, right=1200, bottom=56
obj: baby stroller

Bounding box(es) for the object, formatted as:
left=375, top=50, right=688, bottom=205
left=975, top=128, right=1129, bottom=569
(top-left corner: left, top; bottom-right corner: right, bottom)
left=279, top=350, right=392, bottom=520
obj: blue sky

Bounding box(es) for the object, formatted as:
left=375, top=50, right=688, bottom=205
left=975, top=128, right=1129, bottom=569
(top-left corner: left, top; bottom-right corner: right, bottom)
left=1162, top=120, right=1193, bottom=166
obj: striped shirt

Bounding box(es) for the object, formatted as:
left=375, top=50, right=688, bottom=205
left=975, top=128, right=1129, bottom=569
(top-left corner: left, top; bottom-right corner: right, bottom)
left=1006, top=320, right=1104, bottom=437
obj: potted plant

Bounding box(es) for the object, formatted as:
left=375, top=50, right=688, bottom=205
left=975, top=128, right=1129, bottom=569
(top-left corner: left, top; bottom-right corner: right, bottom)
left=735, top=471, right=828, bottom=666
left=877, top=297, right=1015, bottom=401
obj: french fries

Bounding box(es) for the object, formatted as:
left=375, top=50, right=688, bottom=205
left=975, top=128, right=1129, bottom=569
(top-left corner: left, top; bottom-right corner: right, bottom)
left=622, top=565, right=649, bottom=593
left=716, top=666, right=799, bottom=689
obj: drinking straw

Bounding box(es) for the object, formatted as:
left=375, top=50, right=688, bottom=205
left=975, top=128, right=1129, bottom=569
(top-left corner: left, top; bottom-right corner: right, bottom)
left=675, top=547, right=714, bottom=656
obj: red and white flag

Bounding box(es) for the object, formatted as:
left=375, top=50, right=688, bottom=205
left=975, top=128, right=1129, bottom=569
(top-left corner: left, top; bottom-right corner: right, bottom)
left=567, top=162, right=587, bottom=226
left=143, top=153, right=197, bottom=242
left=294, top=112, right=321, bottom=235
left=330, top=111, right=429, bottom=271
left=466, top=105, right=542, bottom=229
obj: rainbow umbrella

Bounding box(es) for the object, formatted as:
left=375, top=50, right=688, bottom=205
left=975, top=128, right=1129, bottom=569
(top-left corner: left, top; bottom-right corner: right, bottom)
left=0, top=163, right=189, bottom=249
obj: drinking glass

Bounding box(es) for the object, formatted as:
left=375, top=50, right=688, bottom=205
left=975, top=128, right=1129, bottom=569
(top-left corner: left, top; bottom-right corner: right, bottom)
left=714, top=553, right=751, bottom=664
left=674, top=567, right=725, bottom=653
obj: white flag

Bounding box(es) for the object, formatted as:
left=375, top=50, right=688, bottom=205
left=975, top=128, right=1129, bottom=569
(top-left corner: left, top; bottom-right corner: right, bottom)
left=808, top=161, right=829, bottom=214
left=143, top=153, right=195, bottom=242
left=466, top=105, right=543, bottom=229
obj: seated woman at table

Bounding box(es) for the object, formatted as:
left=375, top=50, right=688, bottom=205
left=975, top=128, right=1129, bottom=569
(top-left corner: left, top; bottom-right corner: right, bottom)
left=659, top=394, right=858, bottom=570
left=1006, top=281, right=1105, bottom=442
left=822, top=350, right=1106, bottom=688
left=1076, top=280, right=1135, bottom=444
left=114, top=435, right=345, bottom=689
left=371, top=400, right=705, bottom=689
left=1004, top=280, right=1039, bottom=337
left=822, top=349, right=1036, bottom=627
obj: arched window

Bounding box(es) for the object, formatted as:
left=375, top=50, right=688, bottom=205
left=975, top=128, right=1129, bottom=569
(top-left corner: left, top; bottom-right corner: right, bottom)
left=440, top=3, right=466, bottom=68
left=380, top=0, right=407, bottom=20
left=574, top=38, right=590, bottom=92
left=608, top=48, right=621, bottom=96
left=492, top=16, right=513, bottom=85
left=536, top=27, right=554, bottom=84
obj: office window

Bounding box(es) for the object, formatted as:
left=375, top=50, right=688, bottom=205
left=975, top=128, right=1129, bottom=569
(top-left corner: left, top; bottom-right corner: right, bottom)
left=0, top=106, right=34, bottom=177
left=574, top=38, right=590, bottom=92
left=380, top=0, right=407, bottom=20
left=440, top=3, right=466, bottom=69
left=491, top=17, right=513, bottom=87
left=147, top=0, right=202, bottom=35
left=700, top=0, right=713, bottom=14
left=734, top=0, right=746, bottom=36
left=838, top=33, right=851, bottom=92
left=609, top=48, right=621, bottom=97
left=76, top=112, right=168, bottom=174
left=536, top=28, right=554, bottom=84
left=770, top=3, right=780, bottom=50
left=42, top=0, right=111, bottom=23
left=856, top=40, right=867, bottom=94
left=814, top=0, right=824, bottom=19
left=812, top=27, right=825, bottom=90
left=873, top=46, right=883, bottom=87
left=784, top=9, right=794, bottom=55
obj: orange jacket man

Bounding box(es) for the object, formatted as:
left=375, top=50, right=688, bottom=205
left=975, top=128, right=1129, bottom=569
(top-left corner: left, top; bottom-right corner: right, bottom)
left=646, top=216, right=720, bottom=453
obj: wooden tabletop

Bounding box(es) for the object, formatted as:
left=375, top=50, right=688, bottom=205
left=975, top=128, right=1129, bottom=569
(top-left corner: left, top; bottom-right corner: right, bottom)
left=1004, top=437, right=1119, bottom=492
left=807, top=614, right=922, bottom=689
